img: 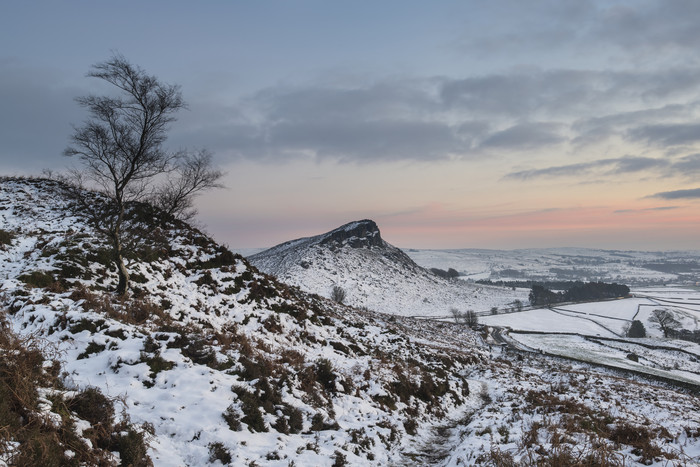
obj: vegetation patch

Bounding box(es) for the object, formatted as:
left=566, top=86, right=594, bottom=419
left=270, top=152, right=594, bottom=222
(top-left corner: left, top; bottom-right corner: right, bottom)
left=0, top=229, right=14, bottom=247
left=208, top=441, right=232, bottom=465
left=18, top=270, right=55, bottom=288
left=77, top=341, right=107, bottom=359
left=0, top=316, right=151, bottom=465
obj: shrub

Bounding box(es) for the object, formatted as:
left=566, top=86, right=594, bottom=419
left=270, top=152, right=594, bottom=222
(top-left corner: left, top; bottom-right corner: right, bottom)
left=256, top=377, right=282, bottom=414
left=181, top=336, right=217, bottom=367
left=194, top=246, right=240, bottom=269
left=272, top=404, right=304, bottom=434
left=195, top=270, right=216, bottom=287
left=286, top=406, right=304, bottom=434
left=404, top=418, right=418, bottom=435
left=332, top=450, right=347, bottom=467
left=232, top=388, right=267, bottom=433
left=331, top=285, right=346, bottom=304
left=77, top=341, right=106, bottom=359
left=18, top=270, right=55, bottom=288
left=222, top=404, right=242, bottom=431
left=0, top=229, right=14, bottom=246
left=142, top=353, right=174, bottom=379
left=310, top=413, right=339, bottom=432
left=208, top=441, right=232, bottom=465
left=627, top=320, right=647, bottom=338
left=113, top=427, right=152, bottom=466
left=314, top=358, right=337, bottom=393
left=69, top=387, right=115, bottom=426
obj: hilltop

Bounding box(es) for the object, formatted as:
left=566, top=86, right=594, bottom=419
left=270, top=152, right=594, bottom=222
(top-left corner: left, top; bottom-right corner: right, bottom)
left=250, top=220, right=524, bottom=317
left=1, top=177, right=699, bottom=466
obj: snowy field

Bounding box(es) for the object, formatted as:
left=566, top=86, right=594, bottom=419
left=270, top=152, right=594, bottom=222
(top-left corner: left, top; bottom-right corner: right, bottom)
left=480, top=287, right=700, bottom=386
left=405, top=247, right=700, bottom=285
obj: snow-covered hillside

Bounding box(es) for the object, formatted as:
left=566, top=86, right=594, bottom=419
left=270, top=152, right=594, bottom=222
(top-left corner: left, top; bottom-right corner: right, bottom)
left=1, top=177, right=699, bottom=466
left=249, top=220, right=525, bottom=317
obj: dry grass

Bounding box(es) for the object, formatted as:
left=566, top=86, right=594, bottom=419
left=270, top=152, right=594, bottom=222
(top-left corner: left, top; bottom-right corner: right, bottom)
left=0, top=310, right=152, bottom=466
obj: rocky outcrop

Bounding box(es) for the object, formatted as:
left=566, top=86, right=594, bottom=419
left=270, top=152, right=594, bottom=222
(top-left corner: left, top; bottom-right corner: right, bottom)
left=319, top=220, right=383, bottom=248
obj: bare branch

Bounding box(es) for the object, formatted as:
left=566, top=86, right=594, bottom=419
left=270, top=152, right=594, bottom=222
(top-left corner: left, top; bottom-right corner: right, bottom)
left=152, top=149, right=225, bottom=221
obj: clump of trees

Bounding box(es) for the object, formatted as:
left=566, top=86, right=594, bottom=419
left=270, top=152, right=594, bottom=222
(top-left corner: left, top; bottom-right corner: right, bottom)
left=430, top=268, right=460, bottom=279
left=450, top=308, right=478, bottom=327
left=528, top=282, right=630, bottom=307
left=512, top=299, right=524, bottom=312
left=64, top=54, right=223, bottom=295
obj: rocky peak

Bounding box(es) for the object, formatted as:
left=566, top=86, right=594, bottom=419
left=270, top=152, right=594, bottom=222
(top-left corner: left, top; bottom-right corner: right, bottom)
left=319, top=219, right=383, bottom=248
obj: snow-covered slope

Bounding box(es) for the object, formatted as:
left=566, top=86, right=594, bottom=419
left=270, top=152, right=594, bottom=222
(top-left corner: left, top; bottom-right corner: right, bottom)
left=250, top=220, right=524, bottom=317
left=2, top=177, right=699, bottom=466
left=0, top=179, right=479, bottom=465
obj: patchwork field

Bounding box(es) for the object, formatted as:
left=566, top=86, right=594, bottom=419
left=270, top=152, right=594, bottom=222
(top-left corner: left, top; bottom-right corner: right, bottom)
left=480, top=287, right=700, bottom=387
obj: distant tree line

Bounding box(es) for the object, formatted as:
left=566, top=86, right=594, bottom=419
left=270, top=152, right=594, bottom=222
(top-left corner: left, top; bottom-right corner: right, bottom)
left=641, top=262, right=699, bottom=274
left=430, top=268, right=460, bottom=279
left=528, top=282, right=630, bottom=307
left=478, top=279, right=620, bottom=290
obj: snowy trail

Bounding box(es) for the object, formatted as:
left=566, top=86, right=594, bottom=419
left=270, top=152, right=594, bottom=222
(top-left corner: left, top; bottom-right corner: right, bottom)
left=393, top=381, right=488, bottom=467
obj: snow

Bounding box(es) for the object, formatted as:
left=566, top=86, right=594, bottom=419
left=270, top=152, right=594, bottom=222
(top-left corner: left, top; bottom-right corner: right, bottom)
left=1, top=177, right=699, bottom=466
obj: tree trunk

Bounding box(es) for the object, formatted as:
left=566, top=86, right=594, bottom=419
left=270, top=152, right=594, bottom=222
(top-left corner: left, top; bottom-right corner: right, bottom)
left=114, top=232, right=129, bottom=296
left=116, top=254, right=129, bottom=296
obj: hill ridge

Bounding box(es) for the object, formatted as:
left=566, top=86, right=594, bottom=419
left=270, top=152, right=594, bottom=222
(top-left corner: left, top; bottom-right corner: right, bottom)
left=250, top=218, right=522, bottom=316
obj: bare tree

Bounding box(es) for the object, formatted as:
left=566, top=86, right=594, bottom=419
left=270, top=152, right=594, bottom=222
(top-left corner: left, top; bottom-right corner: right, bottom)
left=450, top=308, right=478, bottom=327
left=331, top=285, right=346, bottom=304
left=464, top=309, right=479, bottom=328
left=64, top=54, right=222, bottom=295
left=648, top=309, right=681, bottom=338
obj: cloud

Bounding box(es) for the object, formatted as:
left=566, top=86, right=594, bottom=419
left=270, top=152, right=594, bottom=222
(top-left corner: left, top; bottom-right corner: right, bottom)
left=648, top=188, right=700, bottom=200
left=265, top=119, right=468, bottom=163
left=0, top=59, right=83, bottom=172
left=187, top=66, right=700, bottom=164
left=505, top=156, right=669, bottom=180
left=439, top=70, right=600, bottom=117
left=478, top=122, right=566, bottom=150
left=571, top=103, right=696, bottom=146
left=456, top=1, right=700, bottom=68
left=593, top=0, right=700, bottom=60
left=626, top=123, right=700, bottom=147
left=672, top=153, right=700, bottom=173
left=614, top=206, right=680, bottom=213
left=177, top=81, right=491, bottom=163
left=171, top=57, right=700, bottom=165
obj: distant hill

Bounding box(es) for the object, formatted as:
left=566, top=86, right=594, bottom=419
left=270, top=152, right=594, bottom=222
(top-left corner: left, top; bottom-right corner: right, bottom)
left=250, top=219, right=524, bottom=317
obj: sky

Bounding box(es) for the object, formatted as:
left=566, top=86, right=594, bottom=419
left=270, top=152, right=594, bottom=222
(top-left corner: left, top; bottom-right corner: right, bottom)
left=1, top=0, right=700, bottom=250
